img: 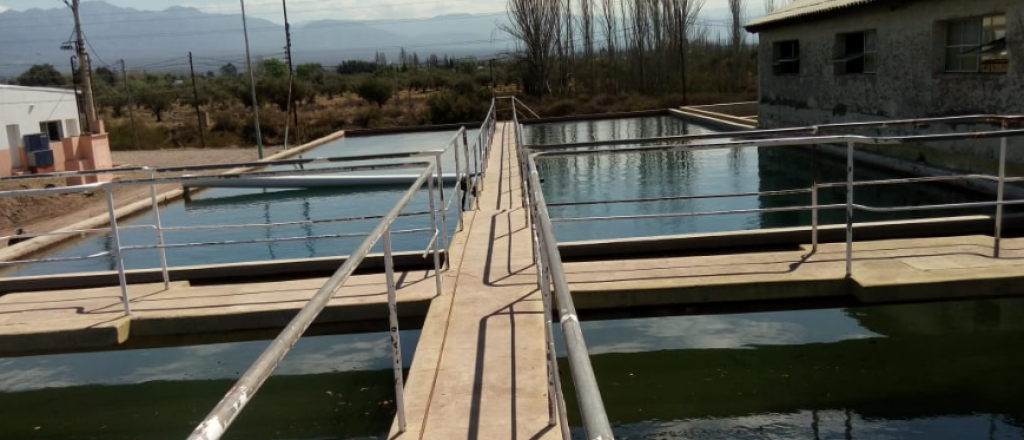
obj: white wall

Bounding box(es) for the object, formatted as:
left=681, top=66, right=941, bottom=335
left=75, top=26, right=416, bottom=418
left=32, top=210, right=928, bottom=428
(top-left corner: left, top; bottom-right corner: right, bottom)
left=0, top=85, right=80, bottom=151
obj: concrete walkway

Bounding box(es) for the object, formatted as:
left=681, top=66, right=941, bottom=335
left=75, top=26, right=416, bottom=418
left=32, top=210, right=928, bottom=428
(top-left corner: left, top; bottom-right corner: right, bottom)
left=392, top=121, right=558, bottom=439
left=0, top=268, right=439, bottom=355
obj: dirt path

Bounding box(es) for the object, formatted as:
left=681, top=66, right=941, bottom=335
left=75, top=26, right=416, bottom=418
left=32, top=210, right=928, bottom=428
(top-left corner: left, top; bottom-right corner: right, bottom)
left=1, top=147, right=283, bottom=245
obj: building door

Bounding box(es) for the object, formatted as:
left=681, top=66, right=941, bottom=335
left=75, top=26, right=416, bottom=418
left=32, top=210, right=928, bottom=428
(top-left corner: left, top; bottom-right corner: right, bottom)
left=5, top=125, right=21, bottom=169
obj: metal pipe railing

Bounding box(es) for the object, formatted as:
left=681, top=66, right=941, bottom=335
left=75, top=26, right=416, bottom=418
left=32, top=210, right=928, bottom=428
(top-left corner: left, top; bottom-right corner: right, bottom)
left=524, top=114, right=1024, bottom=150
left=501, top=96, right=614, bottom=440
left=187, top=165, right=436, bottom=440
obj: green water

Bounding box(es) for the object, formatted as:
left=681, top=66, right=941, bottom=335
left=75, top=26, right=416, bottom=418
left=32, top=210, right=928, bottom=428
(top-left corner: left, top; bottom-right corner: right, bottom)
left=0, top=330, right=420, bottom=439
left=557, top=298, right=1024, bottom=439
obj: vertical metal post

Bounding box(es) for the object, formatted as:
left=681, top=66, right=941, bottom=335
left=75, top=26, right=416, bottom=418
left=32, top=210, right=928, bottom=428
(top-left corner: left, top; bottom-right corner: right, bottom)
left=995, top=124, right=1007, bottom=258
left=434, top=155, right=450, bottom=265
left=426, top=170, right=443, bottom=297
left=453, top=137, right=464, bottom=217
left=382, top=227, right=406, bottom=433
left=148, top=172, right=170, bottom=289
left=811, top=185, right=819, bottom=254
left=845, top=141, right=855, bottom=278
left=463, top=132, right=474, bottom=203
left=105, top=186, right=132, bottom=315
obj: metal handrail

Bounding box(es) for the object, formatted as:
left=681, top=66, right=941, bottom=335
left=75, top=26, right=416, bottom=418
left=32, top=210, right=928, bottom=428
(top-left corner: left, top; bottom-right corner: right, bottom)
left=504, top=96, right=615, bottom=440
left=524, top=114, right=1024, bottom=150
left=187, top=165, right=436, bottom=440
left=526, top=115, right=1023, bottom=278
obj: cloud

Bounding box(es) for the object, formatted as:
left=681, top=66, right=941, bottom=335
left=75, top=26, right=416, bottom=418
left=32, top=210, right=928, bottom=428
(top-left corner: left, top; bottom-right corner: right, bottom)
left=0, top=5, right=8, bottom=13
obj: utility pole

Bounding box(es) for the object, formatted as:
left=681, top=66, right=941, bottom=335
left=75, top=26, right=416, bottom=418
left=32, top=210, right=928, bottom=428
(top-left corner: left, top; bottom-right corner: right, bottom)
left=65, top=0, right=99, bottom=133
left=240, top=0, right=264, bottom=159
left=120, top=59, right=140, bottom=150
left=69, top=56, right=84, bottom=133
left=282, top=0, right=299, bottom=149
left=188, top=52, right=207, bottom=148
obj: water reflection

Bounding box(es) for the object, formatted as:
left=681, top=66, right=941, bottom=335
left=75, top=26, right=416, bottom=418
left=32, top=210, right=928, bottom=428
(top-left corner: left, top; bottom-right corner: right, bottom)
left=529, top=117, right=990, bottom=243
left=0, top=331, right=419, bottom=439
left=9, top=130, right=474, bottom=277
left=560, top=298, right=1024, bottom=439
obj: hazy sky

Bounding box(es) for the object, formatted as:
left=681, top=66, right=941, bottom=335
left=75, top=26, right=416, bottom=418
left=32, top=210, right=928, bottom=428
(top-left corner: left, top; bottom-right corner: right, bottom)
left=0, top=0, right=750, bottom=22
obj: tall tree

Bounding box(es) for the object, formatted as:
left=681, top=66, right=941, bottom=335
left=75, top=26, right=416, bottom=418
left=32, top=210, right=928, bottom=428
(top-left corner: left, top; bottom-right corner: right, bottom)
left=729, top=0, right=746, bottom=91
left=16, top=64, right=65, bottom=87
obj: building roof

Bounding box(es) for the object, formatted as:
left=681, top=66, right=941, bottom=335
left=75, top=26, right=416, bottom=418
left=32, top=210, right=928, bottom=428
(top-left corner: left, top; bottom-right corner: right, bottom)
left=745, top=0, right=887, bottom=32
left=0, top=84, right=77, bottom=95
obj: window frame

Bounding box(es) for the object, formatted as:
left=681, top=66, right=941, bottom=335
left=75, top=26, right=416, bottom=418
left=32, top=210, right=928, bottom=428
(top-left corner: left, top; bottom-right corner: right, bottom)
left=944, top=14, right=1008, bottom=73
left=39, top=120, right=63, bottom=142
left=833, top=29, right=878, bottom=75
left=772, top=40, right=800, bottom=76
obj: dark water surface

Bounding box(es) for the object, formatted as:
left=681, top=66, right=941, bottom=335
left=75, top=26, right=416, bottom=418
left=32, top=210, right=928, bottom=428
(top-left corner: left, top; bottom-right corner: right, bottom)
left=9, top=130, right=475, bottom=277
left=558, top=298, right=1024, bottom=439
left=527, top=116, right=992, bottom=243
left=0, top=330, right=421, bottom=440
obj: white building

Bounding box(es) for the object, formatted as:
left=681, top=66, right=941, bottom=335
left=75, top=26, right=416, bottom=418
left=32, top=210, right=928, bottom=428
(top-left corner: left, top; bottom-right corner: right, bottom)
left=0, top=84, right=81, bottom=174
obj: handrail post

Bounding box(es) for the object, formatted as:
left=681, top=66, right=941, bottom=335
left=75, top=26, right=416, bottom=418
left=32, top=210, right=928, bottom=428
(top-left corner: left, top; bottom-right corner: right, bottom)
left=846, top=141, right=855, bottom=278
left=434, top=154, right=450, bottom=264
left=427, top=169, right=443, bottom=297
left=534, top=217, right=571, bottom=437
left=463, top=130, right=473, bottom=210
left=995, top=122, right=1007, bottom=258
left=811, top=184, right=819, bottom=253
left=382, top=226, right=407, bottom=433
left=148, top=171, right=170, bottom=289
left=105, top=185, right=132, bottom=315
left=453, top=136, right=465, bottom=220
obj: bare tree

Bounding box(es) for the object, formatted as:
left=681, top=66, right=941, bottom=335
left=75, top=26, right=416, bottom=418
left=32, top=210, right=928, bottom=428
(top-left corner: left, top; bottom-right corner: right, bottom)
left=728, top=0, right=746, bottom=91
left=503, top=0, right=563, bottom=94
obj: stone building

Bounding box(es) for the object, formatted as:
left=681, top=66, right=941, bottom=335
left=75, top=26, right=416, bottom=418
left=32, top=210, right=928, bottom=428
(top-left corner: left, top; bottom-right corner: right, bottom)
left=745, top=0, right=1023, bottom=172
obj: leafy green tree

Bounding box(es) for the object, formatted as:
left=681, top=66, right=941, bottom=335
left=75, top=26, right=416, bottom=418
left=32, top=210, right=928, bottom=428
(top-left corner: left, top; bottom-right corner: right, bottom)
left=320, top=74, right=347, bottom=99
left=16, top=64, right=65, bottom=87
left=296, top=63, right=325, bottom=84
left=257, top=77, right=312, bottom=111
left=136, top=83, right=176, bottom=122
left=355, top=77, right=394, bottom=107
left=260, top=58, right=288, bottom=79
left=94, top=83, right=128, bottom=117
left=95, top=66, right=117, bottom=86
left=219, top=63, right=239, bottom=77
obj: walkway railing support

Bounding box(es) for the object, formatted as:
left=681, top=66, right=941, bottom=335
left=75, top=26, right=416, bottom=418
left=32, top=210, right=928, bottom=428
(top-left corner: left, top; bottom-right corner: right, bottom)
left=996, top=123, right=1008, bottom=258
left=105, top=186, right=131, bottom=315
left=382, top=226, right=407, bottom=433
left=846, top=141, right=855, bottom=278
left=147, top=171, right=170, bottom=289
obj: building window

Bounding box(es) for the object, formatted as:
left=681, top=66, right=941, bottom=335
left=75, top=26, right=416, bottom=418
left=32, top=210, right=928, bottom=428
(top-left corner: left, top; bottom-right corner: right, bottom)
left=39, top=120, right=63, bottom=142
left=772, top=40, right=800, bottom=75
left=945, top=14, right=1008, bottom=73
left=833, top=30, right=877, bottom=74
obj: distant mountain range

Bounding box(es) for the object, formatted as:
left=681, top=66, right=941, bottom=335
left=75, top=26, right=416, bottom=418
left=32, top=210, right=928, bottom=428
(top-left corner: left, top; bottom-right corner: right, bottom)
left=0, top=2, right=515, bottom=78
left=0, top=1, right=739, bottom=78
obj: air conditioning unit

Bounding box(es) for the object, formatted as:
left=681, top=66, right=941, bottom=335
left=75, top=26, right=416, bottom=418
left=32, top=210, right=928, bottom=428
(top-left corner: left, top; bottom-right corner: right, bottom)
left=28, top=150, right=55, bottom=168
left=22, top=133, right=50, bottom=153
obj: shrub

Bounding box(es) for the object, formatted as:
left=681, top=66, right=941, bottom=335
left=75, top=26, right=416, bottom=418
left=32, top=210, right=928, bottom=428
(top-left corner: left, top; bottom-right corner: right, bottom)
left=355, top=77, right=394, bottom=107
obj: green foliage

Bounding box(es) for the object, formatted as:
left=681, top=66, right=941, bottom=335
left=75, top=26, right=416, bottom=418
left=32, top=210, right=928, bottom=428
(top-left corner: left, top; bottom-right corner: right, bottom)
left=260, top=58, right=289, bottom=79
left=135, top=83, right=178, bottom=122
left=296, top=63, right=326, bottom=84
left=257, top=78, right=313, bottom=111
left=16, top=64, right=65, bottom=87
left=426, top=85, right=490, bottom=124
left=355, top=77, right=394, bottom=107
left=336, top=60, right=377, bottom=75
left=219, top=63, right=239, bottom=77
left=94, top=83, right=128, bottom=118
left=95, top=66, right=117, bottom=86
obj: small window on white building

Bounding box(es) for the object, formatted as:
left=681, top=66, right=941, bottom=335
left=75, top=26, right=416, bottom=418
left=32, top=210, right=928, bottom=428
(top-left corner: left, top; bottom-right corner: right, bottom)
left=833, top=30, right=877, bottom=74
left=945, top=14, right=1008, bottom=73
left=772, top=40, right=800, bottom=75
left=40, top=121, right=63, bottom=142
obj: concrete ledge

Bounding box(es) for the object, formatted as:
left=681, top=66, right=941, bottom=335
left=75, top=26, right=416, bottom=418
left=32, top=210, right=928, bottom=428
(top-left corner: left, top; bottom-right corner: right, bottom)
left=0, top=316, right=129, bottom=356
left=0, top=250, right=444, bottom=294
left=344, top=123, right=481, bottom=137
left=518, top=109, right=670, bottom=125
left=558, top=215, right=1017, bottom=262
left=571, top=278, right=847, bottom=311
